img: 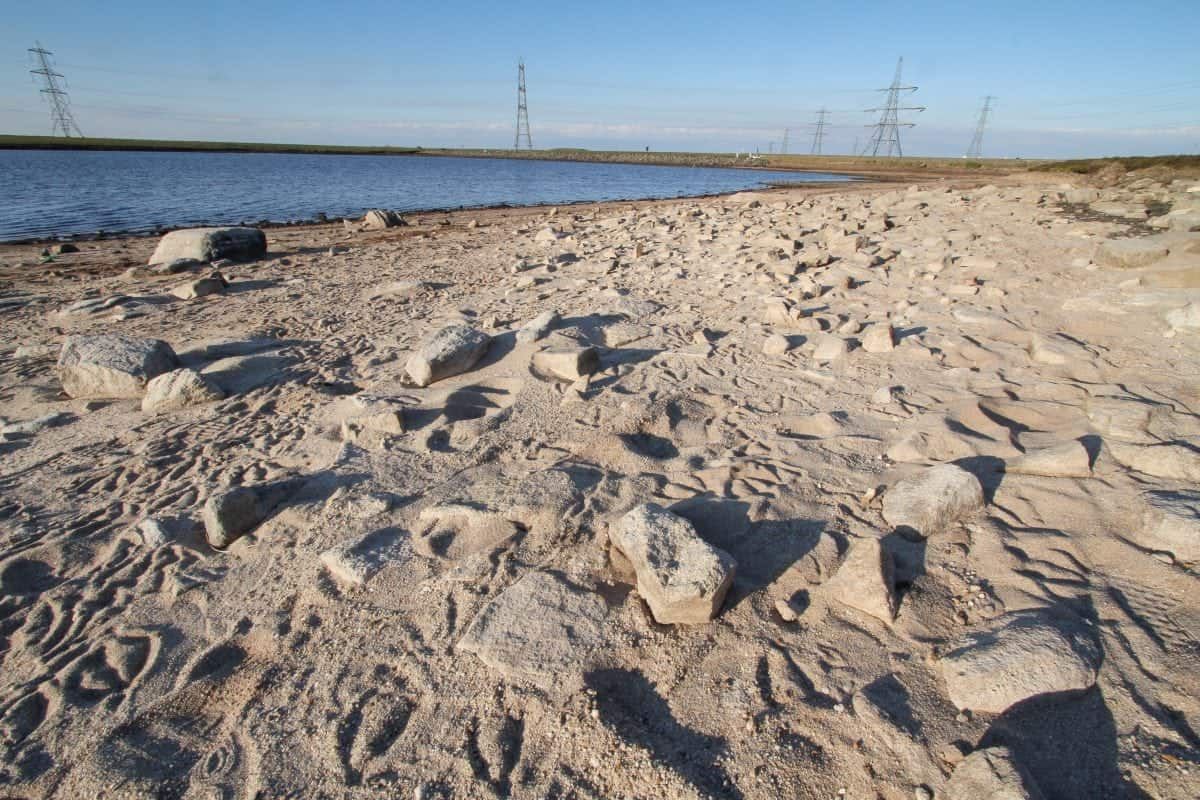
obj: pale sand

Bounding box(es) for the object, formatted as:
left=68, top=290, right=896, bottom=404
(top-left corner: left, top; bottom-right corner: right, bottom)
left=1, top=168, right=1198, bottom=799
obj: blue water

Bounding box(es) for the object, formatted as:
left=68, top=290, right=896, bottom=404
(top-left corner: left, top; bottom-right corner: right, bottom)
left=0, top=149, right=851, bottom=241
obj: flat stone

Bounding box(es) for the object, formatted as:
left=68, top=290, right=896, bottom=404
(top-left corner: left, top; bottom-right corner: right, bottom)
left=457, top=570, right=606, bottom=688
left=202, top=481, right=295, bottom=549
left=142, top=368, right=226, bottom=413
left=824, top=538, right=897, bottom=622
left=171, top=273, right=228, bottom=300
left=320, top=528, right=408, bottom=586
left=149, top=227, right=266, bottom=265
left=762, top=333, right=791, bottom=355
left=1095, top=238, right=1169, bottom=269
left=365, top=280, right=431, bottom=301
left=404, top=325, right=490, bottom=387
left=57, top=334, right=179, bottom=399
left=941, top=611, right=1102, bottom=714
left=1166, top=302, right=1200, bottom=331
left=516, top=309, right=561, bottom=343
left=612, top=503, right=736, bottom=624
left=1004, top=441, right=1091, bottom=478
left=882, top=464, right=985, bottom=538
left=532, top=345, right=599, bottom=382
left=812, top=335, right=849, bottom=362
left=1138, top=490, right=1200, bottom=562
left=945, top=747, right=1046, bottom=800
left=861, top=323, right=895, bottom=353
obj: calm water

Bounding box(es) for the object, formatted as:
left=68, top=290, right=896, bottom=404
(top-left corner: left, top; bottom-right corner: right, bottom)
left=0, top=149, right=851, bottom=242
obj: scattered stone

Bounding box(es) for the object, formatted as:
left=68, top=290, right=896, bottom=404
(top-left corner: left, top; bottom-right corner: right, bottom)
left=824, top=538, right=897, bottom=622
left=365, top=280, right=431, bottom=301
left=135, top=516, right=196, bottom=547
left=142, top=368, right=226, bottom=413
left=762, top=333, right=791, bottom=355
left=404, top=325, right=491, bottom=387
left=1166, top=302, right=1200, bottom=331
left=532, top=345, right=599, bottom=382
left=1095, top=238, right=1169, bottom=269
left=320, top=528, right=408, bottom=586
left=202, top=482, right=295, bottom=548
left=611, top=503, right=736, bottom=624
left=1137, top=490, right=1200, bottom=562
left=1, top=411, right=72, bottom=438
left=1004, top=441, right=1091, bottom=478
left=57, top=335, right=179, bottom=399
left=153, top=257, right=204, bottom=275
left=813, top=335, right=849, bottom=362
left=941, top=611, right=1101, bottom=713
left=171, top=271, right=228, bottom=300
left=50, top=243, right=79, bottom=255
left=149, top=227, right=266, bottom=265
left=362, top=209, right=406, bottom=229
left=457, top=570, right=606, bottom=688
left=861, top=323, right=895, bottom=353
left=945, top=747, right=1046, bottom=800
left=516, top=309, right=561, bottom=343
left=882, top=464, right=985, bottom=538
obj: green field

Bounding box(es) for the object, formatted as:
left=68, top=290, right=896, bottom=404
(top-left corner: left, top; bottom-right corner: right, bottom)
left=0, top=134, right=421, bottom=156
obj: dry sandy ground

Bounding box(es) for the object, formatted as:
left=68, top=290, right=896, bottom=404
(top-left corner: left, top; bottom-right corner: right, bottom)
left=1, top=170, right=1199, bottom=800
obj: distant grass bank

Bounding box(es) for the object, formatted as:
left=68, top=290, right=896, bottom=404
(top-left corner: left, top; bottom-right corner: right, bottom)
left=1, top=135, right=1042, bottom=178
left=1031, top=154, right=1200, bottom=175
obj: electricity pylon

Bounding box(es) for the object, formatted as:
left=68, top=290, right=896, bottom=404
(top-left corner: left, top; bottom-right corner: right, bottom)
left=863, top=57, right=924, bottom=157
left=28, top=43, right=83, bottom=137
left=966, top=95, right=996, bottom=159
left=810, top=108, right=829, bottom=154
left=514, top=59, right=532, bottom=150
left=780, top=128, right=789, bottom=155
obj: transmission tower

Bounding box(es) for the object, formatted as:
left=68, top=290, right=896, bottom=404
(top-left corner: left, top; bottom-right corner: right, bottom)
left=810, top=108, right=830, bottom=154
left=780, top=128, right=789, bottom=155
left=862, top=57, right=924, bottom=157
left=966, top=95, right=995, bottom=159
left=28, top=43, right=83, bottom=137
left=514, top=59, right=532, bottom=150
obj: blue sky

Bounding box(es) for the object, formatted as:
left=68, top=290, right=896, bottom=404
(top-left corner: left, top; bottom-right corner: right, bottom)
left=2, top=0, right=1197, bottom=157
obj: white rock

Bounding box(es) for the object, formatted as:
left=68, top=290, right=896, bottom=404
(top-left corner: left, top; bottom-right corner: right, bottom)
left=404, top=325, right=490, bottom=387
left=532, top=346, right=599, bottom=382
left=824, top=538, right=897, bottom=622
left=945, top=747, right=1046, bottom=800
left=1004, top=441, right=1091, bottom=478
left=149, top=227, right=266, bottom=265
left=362, top=209, right=405, bottom=229
left=762, top=333, right=791, bottom=355
left=941, top=611, right=1101, bottom=714
left=812, top=335, right=849, bottom=362
left=861, top=323, right=895, bottom=353
left=1137, top=490, right=1200, bottom=562
left=882, top=464, right=985, bottom=538
left=170, top=272, right=227, bottom=300
left=57, top=335, right=179, bottom=399
left=1095, top=238, right=1169, bottom=269
left=516, top=309, right=561, bottom=343
left=141, top=368, right=225, bottom=413
left=612, top=503, right=736, bottom=624
left=320, top=528, right=408, bottom=586
left=1166, top=302, right=1200, bottom=331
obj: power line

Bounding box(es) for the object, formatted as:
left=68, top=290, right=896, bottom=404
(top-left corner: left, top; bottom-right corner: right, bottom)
left=966, top=95, right=995, bottom=158
left=514, top=59, right=532, bottom=150
left=28, top=42, right=83, bottom=137
left=810, top=108, right=829, bottom=154
left=862, top=57, right=924, bottom=157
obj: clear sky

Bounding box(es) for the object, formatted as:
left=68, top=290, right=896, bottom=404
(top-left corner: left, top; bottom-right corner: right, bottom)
left=2, top=0, right=1197, bottom=157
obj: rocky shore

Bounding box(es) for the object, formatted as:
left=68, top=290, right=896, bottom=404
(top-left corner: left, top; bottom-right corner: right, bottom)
left=0, top=168, right=1198, bottom=798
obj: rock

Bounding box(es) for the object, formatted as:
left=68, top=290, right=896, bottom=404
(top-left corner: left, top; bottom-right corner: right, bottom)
left=1107, top=441, right=1200, bottom=481
left=404, top=325, right=490, bottom=387
left=532, top=346, right=599, bottom=382
left=941, top=611, right=1101, bottom=713
left=153, top=257, right=204, bottom=275
left=812, top=335, right=849, bottom=362
left=1062, top=188, right=1099, bottom=204
left=861, top=323, right=895, bottom=353
left=320, top=528, right=408, bottom=586
left=457, top=571, right=606, bottom=688
left=882, top=464, right=985, bottom=538
left=14, top=344, right=58, bottom=359
left=170, top=271, right=228, bottom=300
left=824, top=538, right=897, bottom=622
left=1166, top=302, right=1200, bottom=331
left=1095, top=238, right=1169, bottom=269
left=945, top=747, right=1046, bottom=800
left=57, top=335, right=179, bottom=399
left=1137, top=490, right=1200, bottom=561
left=762, top=333, right=791, bottom=355
left=51, top=243, right=79, bottom=255
left=142, top=368, right=226, bottom=413
left=611, top=503, right=736, bottom=624
left=534, top=226, right=563, bottom=243
left=149, top=227, right=266, bottom=265
left=136, top=516, right=195, bottom=547
left=1004, top=441, right=1091, bottom=478
left=362, top=209, right=406, bottom=229
left=516, top=309, right=561, bottom=343
left=202, top=482, right=295, bottom=548
left=365, top=280, right=431, bottom=301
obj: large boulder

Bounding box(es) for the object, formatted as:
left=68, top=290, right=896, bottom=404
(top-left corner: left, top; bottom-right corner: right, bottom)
left=457, top=571, right=606, bottom=688
left=142, top=368, right=225, bottom=413
left=362, top=209, right=406, bottom=230
left=945, top=747, right=1046, bottom=800
left=882, top=464, right=985, bottom=538
left=57, top=334, right=179, bottom=399
left=149, top=227, right=267, bottom=265
left=404, top=325, right=490, bottom=387
left=612, top=503, right=736, bottom=624
left=941, top=611, right=1102, bottom=714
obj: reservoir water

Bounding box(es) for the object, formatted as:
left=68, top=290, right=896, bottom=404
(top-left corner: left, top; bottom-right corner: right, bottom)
left=0, top=149, right=851, bottom=242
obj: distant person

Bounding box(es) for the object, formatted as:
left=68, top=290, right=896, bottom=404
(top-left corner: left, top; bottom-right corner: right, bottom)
left=645, top=146, right=649, bottom=152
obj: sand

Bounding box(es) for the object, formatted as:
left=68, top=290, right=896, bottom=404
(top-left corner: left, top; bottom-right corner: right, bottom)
left=1, top=168, right=1199, bottom=799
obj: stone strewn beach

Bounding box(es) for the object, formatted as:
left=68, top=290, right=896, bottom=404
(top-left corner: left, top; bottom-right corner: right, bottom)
left=1, top=169, right=1198, bottom=799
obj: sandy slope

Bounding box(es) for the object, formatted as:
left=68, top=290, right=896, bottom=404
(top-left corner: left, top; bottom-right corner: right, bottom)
left=1, top=171, right=1199, bottom=799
